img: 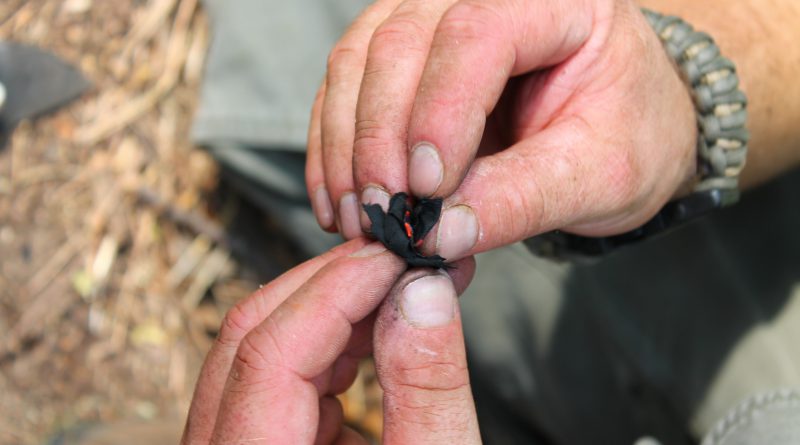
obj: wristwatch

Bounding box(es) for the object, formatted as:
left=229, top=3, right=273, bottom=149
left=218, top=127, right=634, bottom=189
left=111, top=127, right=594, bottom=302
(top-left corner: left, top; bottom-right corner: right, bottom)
left=527, top=8, right=749, bottom=259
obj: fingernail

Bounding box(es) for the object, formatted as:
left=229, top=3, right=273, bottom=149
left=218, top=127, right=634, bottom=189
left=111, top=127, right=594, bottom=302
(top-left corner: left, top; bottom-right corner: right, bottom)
left=360, top=185, right=390, bottom=229
left=349, top=242, right=387, bottom=257
left=312, top=186, right=334, bottom=228
left=409, top=143, right=443, bottom=197
left=339, top=192, right=362, bottom=239
left=436, top=205, right=478, bottom=260
left=400, top=274, right=456, bottom=327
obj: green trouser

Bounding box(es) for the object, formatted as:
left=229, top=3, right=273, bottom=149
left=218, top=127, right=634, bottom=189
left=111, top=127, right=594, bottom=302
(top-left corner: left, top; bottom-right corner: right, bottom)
left=193, top=1, right=800, bottom=443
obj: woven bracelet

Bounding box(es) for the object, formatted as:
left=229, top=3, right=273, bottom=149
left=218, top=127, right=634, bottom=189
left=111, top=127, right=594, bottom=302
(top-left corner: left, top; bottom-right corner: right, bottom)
left=528, top=8, right=750, bottom=258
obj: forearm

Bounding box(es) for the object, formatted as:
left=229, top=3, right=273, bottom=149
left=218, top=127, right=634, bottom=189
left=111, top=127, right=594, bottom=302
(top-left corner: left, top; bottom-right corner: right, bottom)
left=639, top=0, right=800, bottom=189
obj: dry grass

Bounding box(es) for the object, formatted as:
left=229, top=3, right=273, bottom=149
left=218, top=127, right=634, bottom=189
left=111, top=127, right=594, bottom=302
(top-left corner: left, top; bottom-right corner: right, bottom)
left=0, top=0, right=381, bottom=443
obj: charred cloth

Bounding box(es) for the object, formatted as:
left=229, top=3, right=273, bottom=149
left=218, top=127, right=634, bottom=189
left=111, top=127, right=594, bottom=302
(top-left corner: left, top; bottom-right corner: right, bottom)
left=363, top=192, right=449, bottom=268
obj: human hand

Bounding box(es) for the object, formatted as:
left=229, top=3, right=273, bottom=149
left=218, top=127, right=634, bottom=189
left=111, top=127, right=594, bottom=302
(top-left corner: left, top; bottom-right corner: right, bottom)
left=181, top=239, right=480, bottom=444
left=306, top=0, right=698, bottom=260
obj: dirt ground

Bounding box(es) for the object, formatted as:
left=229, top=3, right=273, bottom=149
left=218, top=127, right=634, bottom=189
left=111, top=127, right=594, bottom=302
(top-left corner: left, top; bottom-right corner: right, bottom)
left=0, top=1, right=381, bottom=443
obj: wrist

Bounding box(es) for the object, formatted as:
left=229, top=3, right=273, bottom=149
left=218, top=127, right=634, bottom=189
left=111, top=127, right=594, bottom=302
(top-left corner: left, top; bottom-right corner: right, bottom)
left=639, top=0, right=800, bottom=188
left=528, top=6, right=749, bottom=258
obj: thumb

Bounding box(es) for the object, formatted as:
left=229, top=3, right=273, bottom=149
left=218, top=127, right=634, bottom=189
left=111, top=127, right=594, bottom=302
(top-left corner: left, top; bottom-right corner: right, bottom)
left=374, top=269, right=481, bottom=445
left=422, top=116, right=687, bottom=260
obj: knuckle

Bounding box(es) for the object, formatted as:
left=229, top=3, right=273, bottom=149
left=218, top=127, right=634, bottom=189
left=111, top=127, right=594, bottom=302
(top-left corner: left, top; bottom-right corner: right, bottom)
left=229, top=321, right=286, bottom=388
left=229, top=335, right=270, bottom=388
left=326, top=43, right=362, bottom=86
left=353, top=118, right=396, bottom=153
left=437, top=1, right=503, bottom=44
left=234, top=330, right=269, bottom=372
left=352, top=119, right=400, bottom=182
left=216, top=304, right=253, bottom=348
left=370, top=14, right=429, bottom=56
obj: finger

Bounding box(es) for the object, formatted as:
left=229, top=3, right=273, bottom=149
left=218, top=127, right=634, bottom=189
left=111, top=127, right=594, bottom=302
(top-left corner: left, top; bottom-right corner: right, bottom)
left=315, top=396, right=344, bottom=445
left=326, top=314, right=375, bottom=396
left=335, top=426, right=370, bottom=445
left=308, top=81, right=336, bottom=231
left=353, top=0, right=457, bottom=230
left=326, top=255, right=476, bottom=395
left=406, top=0, right=599, bottom=198
left=374, top=270, right=480, bottom=444
left=210, top=243, right=406, bottom=444
left=321, top=0, right=404, bottom=239
left=181, top=238, right=371, bottom=445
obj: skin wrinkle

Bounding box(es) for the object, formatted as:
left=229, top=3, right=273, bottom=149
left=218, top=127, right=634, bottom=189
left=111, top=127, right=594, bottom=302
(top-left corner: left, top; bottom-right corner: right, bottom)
left=510, top=31, right=598, bottom=141
left=370, top=15, right=432, bottom=55
left=384, top=386, right=473, bottom=410
left=293, top=305, right=355, bottom=380
left=384, top=362, right=470, bottom=393
left=502, top=151, right=543, bottom=239
left=235, top=320, right=285, bottom=374
left=354, top=119, right=401, bottom=155
left=511, top=1, right=614, bottom=131
left=225, top=369, right=288, bottom=402
left=384, top=394, right=474, bottom=438
left=299, top=258, right=401, bottom=318
left=394, top=361, right=470, bottom=376
left=216, top=304, right=255, bottom=349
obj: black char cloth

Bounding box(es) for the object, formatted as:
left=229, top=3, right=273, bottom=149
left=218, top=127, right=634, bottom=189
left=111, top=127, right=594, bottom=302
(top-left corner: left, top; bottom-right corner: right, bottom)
left=363, top=192, right=449, bottom=268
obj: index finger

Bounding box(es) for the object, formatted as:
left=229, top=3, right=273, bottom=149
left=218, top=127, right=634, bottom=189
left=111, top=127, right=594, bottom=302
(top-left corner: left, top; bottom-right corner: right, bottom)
left=406, top=0, right=599, bottom=198
left=210, top=243, right=406, bottom=444
left=181, top=239, right=372, bottom=445
left=352, top=0, right=457, bottom=230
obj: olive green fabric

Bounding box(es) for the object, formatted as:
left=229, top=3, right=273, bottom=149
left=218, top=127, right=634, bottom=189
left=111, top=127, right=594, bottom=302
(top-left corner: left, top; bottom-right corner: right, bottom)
left=463, top=170, right=800, bottom=444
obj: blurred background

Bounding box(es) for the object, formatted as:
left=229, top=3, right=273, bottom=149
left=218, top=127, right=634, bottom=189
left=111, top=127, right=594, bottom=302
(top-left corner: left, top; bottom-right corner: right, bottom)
left=0, top=0, right=381, bottom=443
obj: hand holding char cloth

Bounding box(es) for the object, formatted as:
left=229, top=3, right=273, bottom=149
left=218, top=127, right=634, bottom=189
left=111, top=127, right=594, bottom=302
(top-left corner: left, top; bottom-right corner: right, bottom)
left=363, top=192, right=449, bottom=268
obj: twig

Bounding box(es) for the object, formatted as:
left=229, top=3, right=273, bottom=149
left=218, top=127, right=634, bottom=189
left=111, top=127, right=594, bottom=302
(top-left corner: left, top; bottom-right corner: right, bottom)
left=13, top=164, right=81, bottom=188
left=132, top=186, right=283, bottom=279
left=0, top=0, right=35, bottom=37
left=181, top=247, right=230, bottom=310
left=134, top=186, right=229, bottom=248
left=76, top=0, right=198, bottom=144
left=121, top=0, right=179, bottom=57
left=183, top=10, right=208, bottom=86
left=166, top=235, right=212, bottom=287
left=26, top=235, right=82, bottom=297
left=6, top=261, right=80, bottom=355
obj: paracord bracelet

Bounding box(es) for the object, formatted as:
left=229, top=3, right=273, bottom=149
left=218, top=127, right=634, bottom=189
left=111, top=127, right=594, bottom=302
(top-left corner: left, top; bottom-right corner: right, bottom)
left=527, top=8, right=750, bottom=258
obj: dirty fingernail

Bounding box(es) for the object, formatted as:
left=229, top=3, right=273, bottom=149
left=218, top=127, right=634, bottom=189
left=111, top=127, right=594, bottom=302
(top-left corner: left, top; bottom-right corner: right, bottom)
left=360, top=185, right=390, bottom=229
left=409, top=143, right=443, bottom=197
left=339, top=192, right=362, bottom=240
left=349, top=242, right=387, bottom=258
left=436, top=205, right=478, bottom=260
left=312, top=186, right=334, bottom=229
left=400, top=274, right=456, bottom=327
